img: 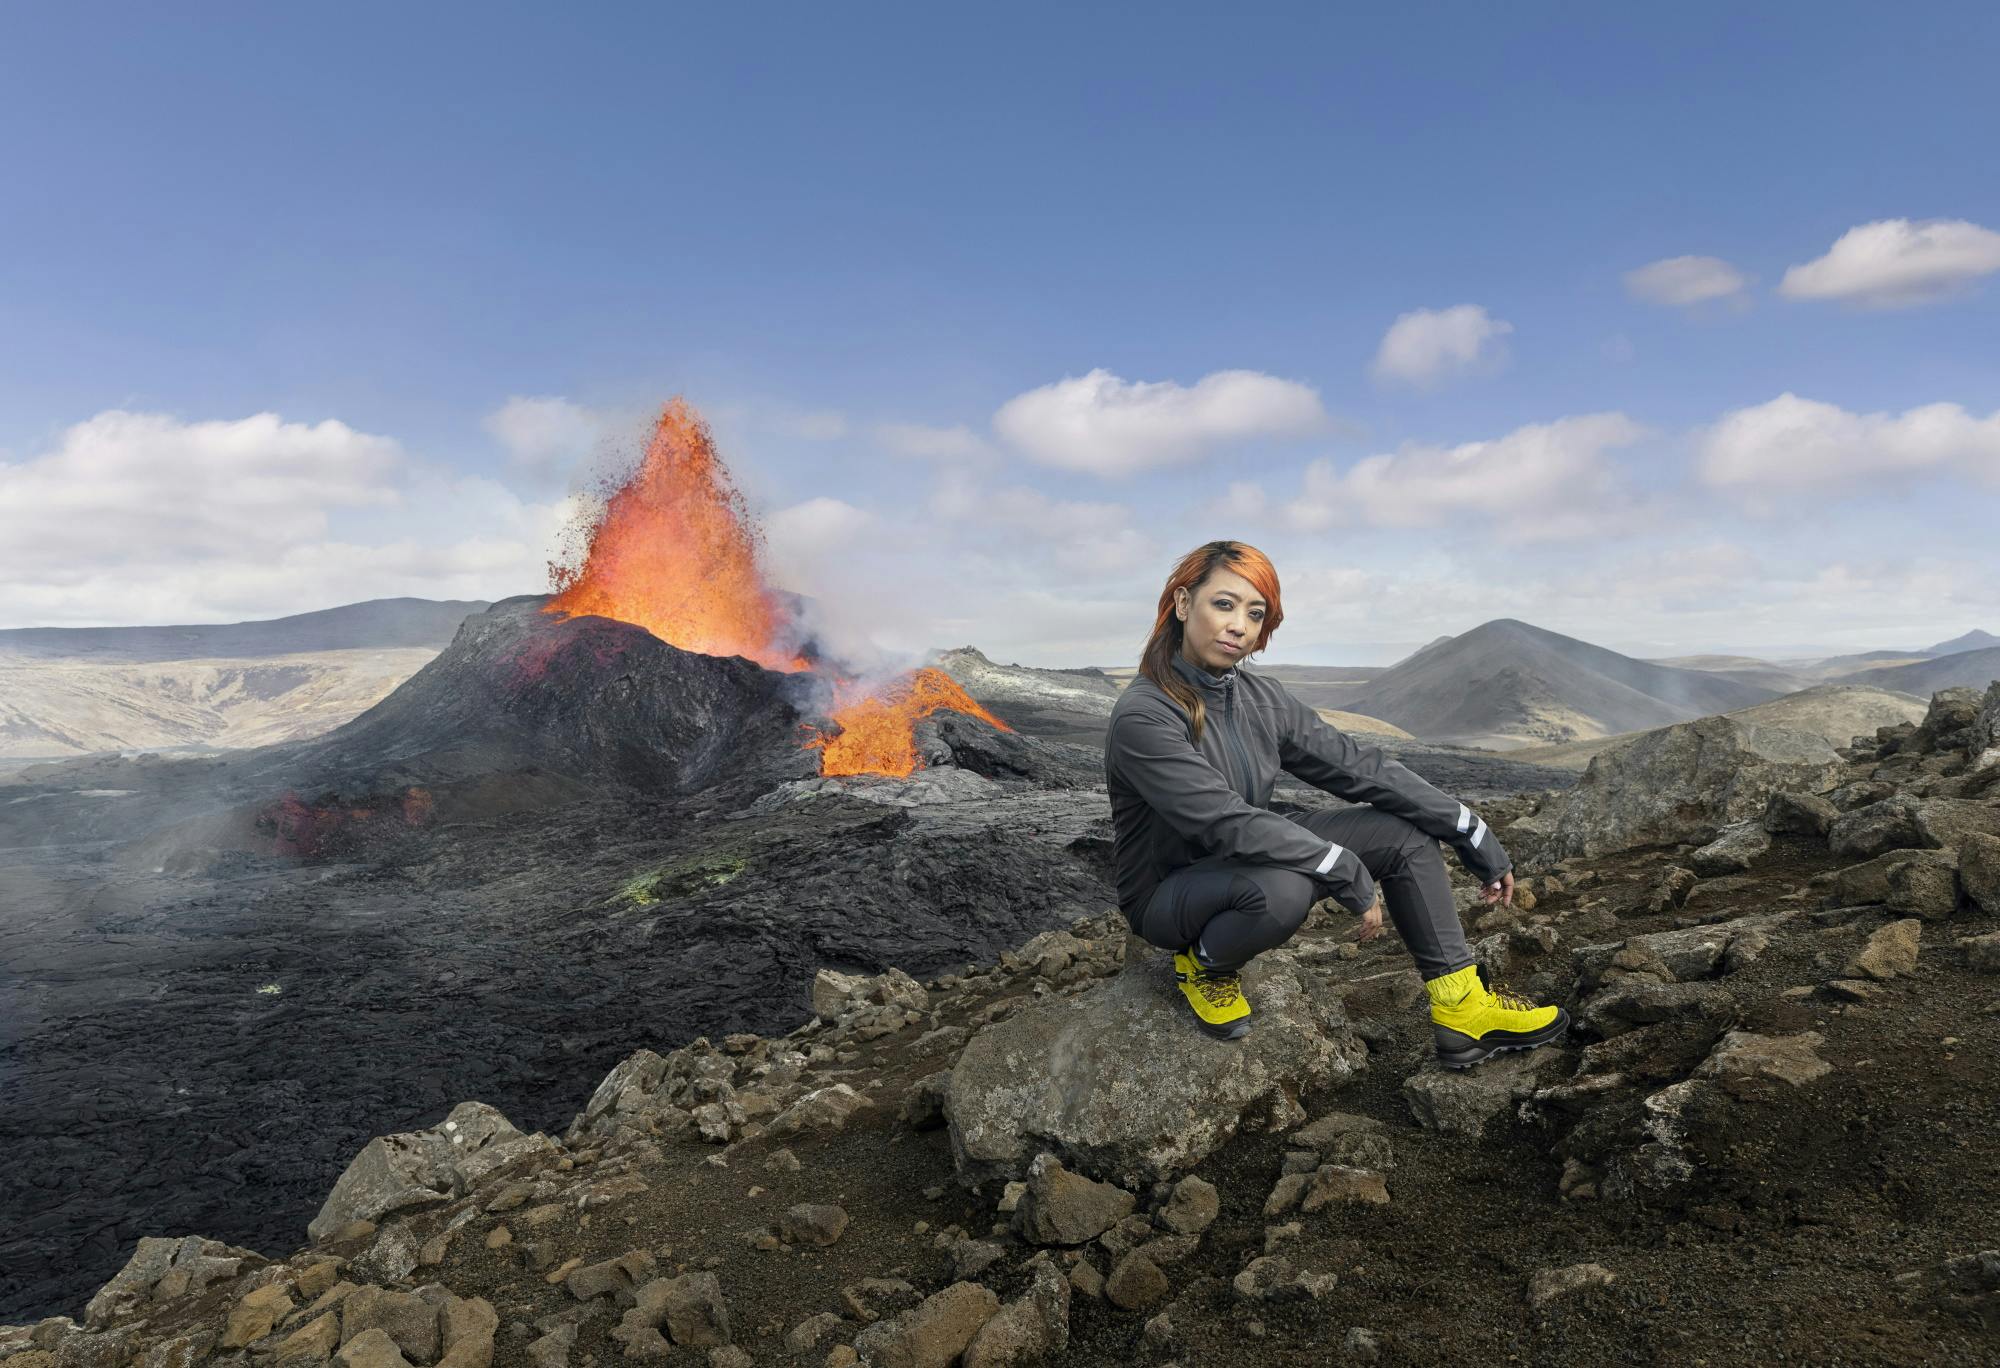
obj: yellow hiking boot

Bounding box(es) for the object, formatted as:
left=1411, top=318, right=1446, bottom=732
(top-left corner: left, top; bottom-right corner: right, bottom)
left=1426, top=962, right=1568, bottom=1068
left=1174, top=949, right=1252, bottom=1040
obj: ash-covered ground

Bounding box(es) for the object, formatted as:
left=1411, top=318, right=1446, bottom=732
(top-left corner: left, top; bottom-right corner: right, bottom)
left=0, top=602, right=1576, bottom=1323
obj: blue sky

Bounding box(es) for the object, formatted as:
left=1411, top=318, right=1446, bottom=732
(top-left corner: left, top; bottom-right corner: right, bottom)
left=3, top=4, right=1997, bottom=664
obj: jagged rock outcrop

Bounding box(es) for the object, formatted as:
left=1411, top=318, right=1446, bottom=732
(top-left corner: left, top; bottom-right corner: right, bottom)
left=309, top=1103, right=560, bottom=1244
left=1533, top=715, right=1844, bottom=862
left=945, top=946, right=1368, bottom=1188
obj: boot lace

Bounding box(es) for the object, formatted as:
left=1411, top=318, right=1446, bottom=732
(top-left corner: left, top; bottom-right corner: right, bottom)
left=1489, top=979, right=1538, bottom=1011
left=1194, top=966, right=1242, bottom=1008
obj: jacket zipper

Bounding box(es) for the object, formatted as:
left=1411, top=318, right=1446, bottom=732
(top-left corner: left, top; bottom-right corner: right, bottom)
left=1219, top=675, right=1257, bottom=806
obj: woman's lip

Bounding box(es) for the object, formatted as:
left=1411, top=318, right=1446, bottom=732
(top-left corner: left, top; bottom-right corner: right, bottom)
left=1218, top=642, right=1242, bottom=653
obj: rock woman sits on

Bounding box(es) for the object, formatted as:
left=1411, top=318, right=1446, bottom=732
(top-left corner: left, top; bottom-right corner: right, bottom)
left=1102, top=538, right=1568, bottom=1064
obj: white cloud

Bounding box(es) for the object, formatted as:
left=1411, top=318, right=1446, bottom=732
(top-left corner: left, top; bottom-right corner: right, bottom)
left=876, top=422, right=993, bottom=463
left=1370, top=305, right=1513, bottom=386
left=1698, top=392, right=2000, bottom=493
left=992, top=368, right=1327, bottom=475
left=483, top=395, right=605, bottom=467
left=1623, top=255, right=1751, bottom=307
left=1779, top=218, right=2000, bottom=307
left=0, top=409, right=566, bottom=628
left=1221, top=480, right=1268, bottom=521
left=1278, top=413, right=1651, bottom=538
left=764, top=496, right=877, bottom=580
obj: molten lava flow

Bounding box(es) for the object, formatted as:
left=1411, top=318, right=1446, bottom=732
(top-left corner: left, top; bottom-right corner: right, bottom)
left=545, top=398, right=812, bottom=673
left=805, top=667, right=1013, bottom=778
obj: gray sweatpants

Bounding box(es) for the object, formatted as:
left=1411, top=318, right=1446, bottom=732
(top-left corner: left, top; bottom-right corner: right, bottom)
left=1136, top=806, right=1475, bottom=980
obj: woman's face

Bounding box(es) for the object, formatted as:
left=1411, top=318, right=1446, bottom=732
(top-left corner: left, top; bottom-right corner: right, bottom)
left=1175, top=566, right=1267, bottom=672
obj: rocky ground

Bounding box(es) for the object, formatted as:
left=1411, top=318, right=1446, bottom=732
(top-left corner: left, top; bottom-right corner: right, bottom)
left=11, top=686, right=2000, bottom=1366
left=0, top=606, right=1576, bottom=1328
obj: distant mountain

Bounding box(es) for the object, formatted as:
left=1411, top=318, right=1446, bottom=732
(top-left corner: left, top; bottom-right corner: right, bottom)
left=1341, top=618, right=1779, bottom=746
left=0, top=598, right=492, bottom=762
left=1832, top=647, right=2000, bottom=696
left=1644, top=654, right=1818, bottom=694
left=1926, top=629, right=2000, bottom=656
left=0, top=598, right=490, bottom=662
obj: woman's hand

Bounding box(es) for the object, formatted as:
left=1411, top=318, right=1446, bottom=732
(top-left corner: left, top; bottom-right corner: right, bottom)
left=1357, top=894, right=1385, bottom=941
left=1478, top=871, right=1516, bottom=906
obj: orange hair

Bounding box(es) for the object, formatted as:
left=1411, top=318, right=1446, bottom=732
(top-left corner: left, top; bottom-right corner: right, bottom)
left=1137, top=540, right=1285, bottom=745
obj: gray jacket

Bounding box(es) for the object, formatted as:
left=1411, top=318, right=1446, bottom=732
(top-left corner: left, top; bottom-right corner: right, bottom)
left=1104, top=652, right=1511, bottom=925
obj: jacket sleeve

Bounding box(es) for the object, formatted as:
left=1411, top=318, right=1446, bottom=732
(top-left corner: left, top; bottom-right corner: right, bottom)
left=1276, top=689, right=1512, bottom=885
left=1109, top=703, right=1378, bottom=914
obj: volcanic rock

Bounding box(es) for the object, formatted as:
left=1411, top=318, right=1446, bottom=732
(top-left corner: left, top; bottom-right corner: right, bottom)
left=1690, top=822, right=1770, bottom=875
left=1232, top=1256, right=1337, bottom=1302
left=1526, top=1263, right=1616, bottom=1308
left=1104, top=1253, right=1169, bottom=1311
left=1762, top=791, right=1837, bottom=838
left=1843, top=920, right=1923, bottom=980
left=851, top=1282, right=998, bottom=1368
left=1962, top=833, right=2000, bottom=913
left=1012, top=1155, right=1136, bottom=1246
left=1155, top=1177, right=1220, bottom=1235
left=960, top=1260, right=1070, bottom=1368
left=1403, top=1051, right=1565, bottom=1138
left=945, top=947, right=1367, bottom=1188
left=309, top=1102, right=558, bottom=1244
left=1693, top=1030, right=1833, bottom=1099
left=1538, top=716, right=1843, bottom=861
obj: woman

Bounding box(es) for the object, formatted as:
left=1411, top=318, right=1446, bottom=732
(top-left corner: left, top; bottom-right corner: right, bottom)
left=1103, top=539, right=1568, bottom=1065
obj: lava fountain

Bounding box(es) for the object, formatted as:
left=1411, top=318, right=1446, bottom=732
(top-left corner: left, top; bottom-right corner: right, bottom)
left=542, top=397, right=1009, bottom=777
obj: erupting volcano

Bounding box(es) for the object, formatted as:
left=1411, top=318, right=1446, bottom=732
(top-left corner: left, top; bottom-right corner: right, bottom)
left=544, top=398, right=810, bottom=673
left=542, top=397, right=1008, bottom=778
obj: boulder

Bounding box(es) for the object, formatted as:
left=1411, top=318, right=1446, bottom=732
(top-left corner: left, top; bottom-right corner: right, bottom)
left=1913, top=798, right=2000, bottom=852
left=852, top=1283, right=999, bottom=1368
left=1912, top=688, right=1984, bottom=755
left=309, top=1102, right=558, bottom=1244
left=1762, top=791, right=1837, bottom=838
left=1970, top=682, right=2000, bottom=770
left=84, top=1235, right=268, bottom=1329
left=1842, top=919, right=1922, bottom=981
left=946, top=947, right=1366, bottom=1188
left=1693, top=1031, right=1832, bottom=1099
left=961, top=1261, right=1070, bottom=1368
left=767, top=1084, right=871, bottom=1138
left=1403, top=1051, right=1565, bottom=1138
left=1155, top=1176, right=1220, bottom=1235
left=339, top=1289, right=438, bottom=1364
left=1690, top=822, right=1770, bottom=876
left=1830, top=850, right=1959, bottom=919
left=1963, top=833, right=2000, bottom=914
left=1578, top=979, right=1730, bottom=1039
left=1960, top=933, right=2000, bottom=974
left=1540, top=716, right=1843, bottom=861
left=1828, top=795, right=1926, bottom=859
left=1012, top=1154, right=1135, bottom=1246
left=1104, top=1254, right=1169, bottom=1311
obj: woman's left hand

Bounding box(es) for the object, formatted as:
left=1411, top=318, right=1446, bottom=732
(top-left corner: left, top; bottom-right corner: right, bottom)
left=1478, top=871, right=1516, bottom=906
left=1357, top=895, right=1385, bottom=941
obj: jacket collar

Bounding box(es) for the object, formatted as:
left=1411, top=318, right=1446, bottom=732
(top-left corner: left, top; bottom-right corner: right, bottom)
left=1168, top=650, right=1236, bottom=697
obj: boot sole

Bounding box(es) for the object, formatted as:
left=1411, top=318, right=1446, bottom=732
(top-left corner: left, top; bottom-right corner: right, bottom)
left=1434, top=1012, right=1569, bottom=1069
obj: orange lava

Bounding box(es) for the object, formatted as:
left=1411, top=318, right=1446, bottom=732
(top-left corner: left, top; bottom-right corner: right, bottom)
left=544, top=398, right=812, bottom=673
left=804, top=668, right=1013, bottom=778
left=543, top=396, right=1004, bottom=778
